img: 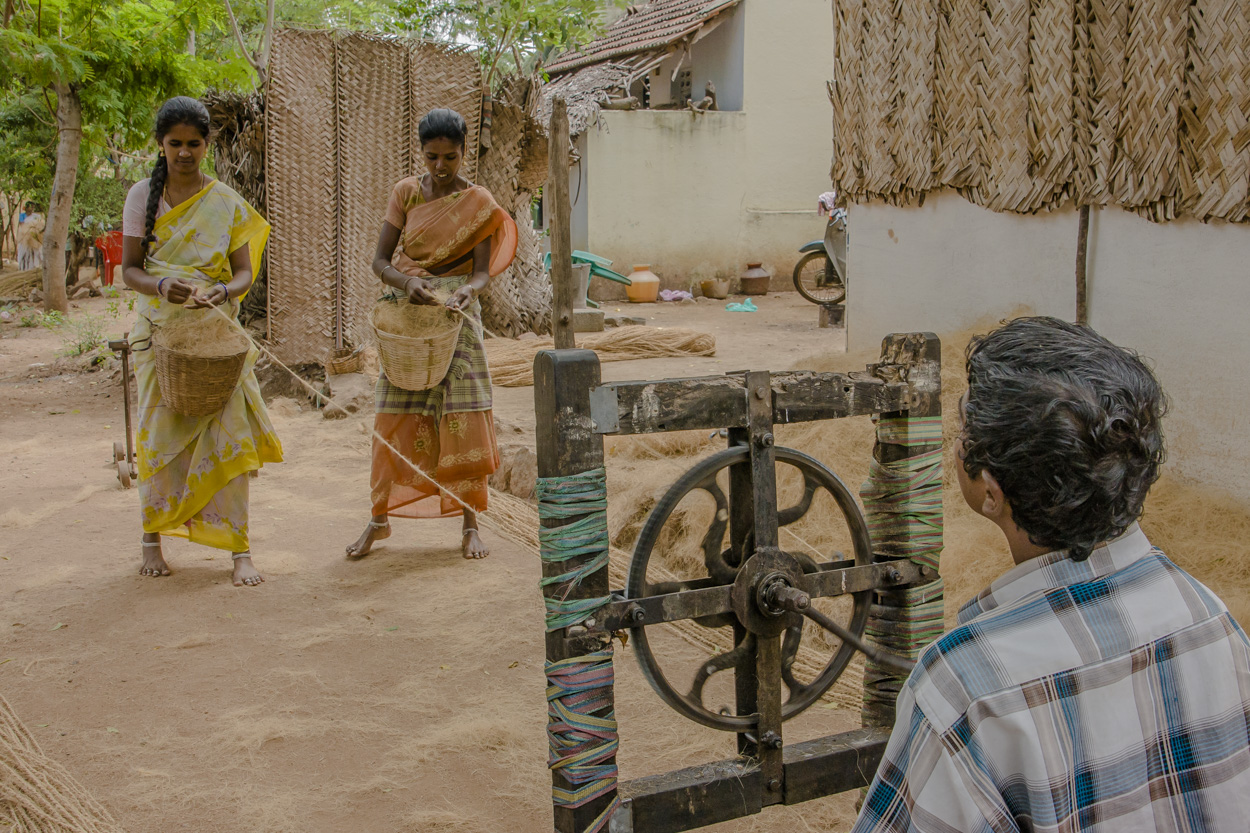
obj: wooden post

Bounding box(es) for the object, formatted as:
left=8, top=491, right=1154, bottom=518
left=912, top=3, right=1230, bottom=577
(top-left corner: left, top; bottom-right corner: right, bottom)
left=534, top=349, right=617, bottom=832
left=1076, top=205, right=1090, bottom=326
left=862, top=334, right=942, bottom=732
left=548, top=97, right=576, bottom=349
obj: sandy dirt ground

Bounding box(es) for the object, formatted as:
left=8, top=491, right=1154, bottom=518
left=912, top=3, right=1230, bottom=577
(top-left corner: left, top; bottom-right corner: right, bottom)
left=1, top=291, right=877, bottom=832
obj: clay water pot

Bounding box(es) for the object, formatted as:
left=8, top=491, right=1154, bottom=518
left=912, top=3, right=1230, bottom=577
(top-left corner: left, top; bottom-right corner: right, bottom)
left=700, top=278, right=730, bottom=300
left=625, top=265, right=661, bottom=303
left=739, top=262, right=771, bottom=295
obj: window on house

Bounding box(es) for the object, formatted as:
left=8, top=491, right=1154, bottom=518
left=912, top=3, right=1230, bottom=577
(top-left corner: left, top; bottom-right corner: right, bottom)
left=675, top=69, right=693, bottom=106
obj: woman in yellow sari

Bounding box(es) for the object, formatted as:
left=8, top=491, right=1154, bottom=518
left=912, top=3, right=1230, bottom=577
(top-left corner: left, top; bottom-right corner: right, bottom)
left=121, top=96, right=282, bottom=587
left=346, top=108, right=517, bottom=560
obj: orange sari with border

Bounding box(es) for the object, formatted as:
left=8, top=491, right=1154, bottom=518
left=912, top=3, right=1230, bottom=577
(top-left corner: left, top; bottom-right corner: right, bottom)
left=371, top=176, right=517, bottom=519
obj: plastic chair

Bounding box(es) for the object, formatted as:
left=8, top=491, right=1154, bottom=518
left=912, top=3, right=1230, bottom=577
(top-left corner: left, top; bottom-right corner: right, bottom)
left=95, top=231, right=123, bottom=286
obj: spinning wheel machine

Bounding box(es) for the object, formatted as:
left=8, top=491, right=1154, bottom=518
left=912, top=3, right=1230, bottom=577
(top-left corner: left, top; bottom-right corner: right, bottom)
left=533, top=333, right=945, bottom=833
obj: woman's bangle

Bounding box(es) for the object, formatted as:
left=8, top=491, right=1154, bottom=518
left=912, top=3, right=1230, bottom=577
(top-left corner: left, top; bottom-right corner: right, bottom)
left=156, top=277, right=168, bottom=298
left=215, top=281, right=229, bottom=300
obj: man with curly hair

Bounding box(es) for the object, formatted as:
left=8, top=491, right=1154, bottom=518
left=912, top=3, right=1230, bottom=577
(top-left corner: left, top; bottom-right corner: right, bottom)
left=851, top=316, right=1250, bottom=833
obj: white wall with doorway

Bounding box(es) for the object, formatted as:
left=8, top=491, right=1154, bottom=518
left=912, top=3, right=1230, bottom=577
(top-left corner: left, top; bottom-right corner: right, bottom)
left=576, top=0, right=835, bottom=294
left=846, top=190, right=1250, bottom=502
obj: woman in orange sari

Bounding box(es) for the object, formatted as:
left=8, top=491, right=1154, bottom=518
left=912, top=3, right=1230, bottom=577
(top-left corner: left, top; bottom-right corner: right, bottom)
left=346, top=109, right=517, bottom=560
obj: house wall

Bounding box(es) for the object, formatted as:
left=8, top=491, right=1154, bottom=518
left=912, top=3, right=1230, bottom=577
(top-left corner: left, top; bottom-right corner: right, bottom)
left=689, top=4, right=746, bottom=111
left=847, top=190, right=1250, bottom=502
left=582, top=0, right=834, bottom=292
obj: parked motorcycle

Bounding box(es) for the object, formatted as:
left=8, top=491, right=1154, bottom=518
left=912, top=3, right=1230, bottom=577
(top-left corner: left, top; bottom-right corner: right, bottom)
left=793, top=193, right=847, bottom=305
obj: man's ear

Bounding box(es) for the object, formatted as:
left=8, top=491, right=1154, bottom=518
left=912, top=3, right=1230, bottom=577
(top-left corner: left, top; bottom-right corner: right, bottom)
left=980, top=469, right=1007, bottom=520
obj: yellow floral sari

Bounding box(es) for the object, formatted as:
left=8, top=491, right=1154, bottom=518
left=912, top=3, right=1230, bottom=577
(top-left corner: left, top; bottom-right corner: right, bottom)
left=130, top=180, right=283, bottom=552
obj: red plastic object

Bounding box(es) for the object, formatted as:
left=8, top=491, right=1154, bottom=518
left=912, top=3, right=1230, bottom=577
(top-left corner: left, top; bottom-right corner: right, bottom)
left=95, top=231, right=123, bottom=286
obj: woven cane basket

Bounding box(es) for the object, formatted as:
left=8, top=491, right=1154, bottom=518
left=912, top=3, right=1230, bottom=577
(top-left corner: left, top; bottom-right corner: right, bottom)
left=326, top=347, right=364, bottom=375
left=152, top=326, right=249, bottom=418
left=370, top=302, right=463, bottom=391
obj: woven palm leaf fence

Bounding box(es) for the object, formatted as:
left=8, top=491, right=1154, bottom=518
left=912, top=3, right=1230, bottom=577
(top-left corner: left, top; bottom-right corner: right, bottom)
left=831, top=0, right=1250, bottom=223
left=210, top=30, right=551, bottom=365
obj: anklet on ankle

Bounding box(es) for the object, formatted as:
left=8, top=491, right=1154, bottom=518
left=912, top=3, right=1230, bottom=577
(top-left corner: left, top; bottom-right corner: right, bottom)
left=231, top=552, right=252, bottom=561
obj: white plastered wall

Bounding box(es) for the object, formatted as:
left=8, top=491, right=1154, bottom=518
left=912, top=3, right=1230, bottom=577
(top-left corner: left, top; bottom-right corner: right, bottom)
left=581, top=0, right=834, bottom=291
left=847, top=190, right=1250, bottom=501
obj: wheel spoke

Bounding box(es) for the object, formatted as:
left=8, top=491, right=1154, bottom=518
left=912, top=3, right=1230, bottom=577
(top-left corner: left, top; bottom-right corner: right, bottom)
left=777, top=472, right=820, bottom=526
left=780, top=624, right=813, bottom=700
left=695, top=477, right=738, bottom=584
left=689, top=634, right=754, bottom=707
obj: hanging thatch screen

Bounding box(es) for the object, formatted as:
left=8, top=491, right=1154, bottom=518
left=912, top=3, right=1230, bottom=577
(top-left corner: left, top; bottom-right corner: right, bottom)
left=831, top=0, right=1250, bottom=223
left=247, top=29, right=550, bottom=364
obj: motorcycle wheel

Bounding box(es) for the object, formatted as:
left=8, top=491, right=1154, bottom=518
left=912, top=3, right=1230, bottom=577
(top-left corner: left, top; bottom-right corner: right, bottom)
left=792, top=251, right=846, bottom=305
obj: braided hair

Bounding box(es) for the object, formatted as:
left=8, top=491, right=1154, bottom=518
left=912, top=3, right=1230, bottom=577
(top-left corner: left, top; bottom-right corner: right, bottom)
left=142, top=96, right=212, bottom=257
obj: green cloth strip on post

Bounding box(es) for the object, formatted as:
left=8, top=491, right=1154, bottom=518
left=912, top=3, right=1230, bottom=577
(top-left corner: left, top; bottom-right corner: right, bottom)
left=537, top=468, right=621, bottom=833
left=538, top=468, right=612, bottom=632
left=860, top=416, right=944, bottom=571
left=860, top=415, right=945, bottom=726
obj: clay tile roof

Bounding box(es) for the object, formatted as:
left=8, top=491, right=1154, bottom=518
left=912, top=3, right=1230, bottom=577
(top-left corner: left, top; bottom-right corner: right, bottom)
left=545, top=0, right=740, bottom=76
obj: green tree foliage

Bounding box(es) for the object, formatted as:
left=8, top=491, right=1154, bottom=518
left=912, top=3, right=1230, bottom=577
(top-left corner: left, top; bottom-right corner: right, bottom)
left=217, top=0, right=616, bottom=86
left=0, top=0, right=615, bottom=305
left=0, top=0, right=247, bottom=309
left=413, top=0, right=617, bottom=84
left=0, top=89, right=56, bottom=199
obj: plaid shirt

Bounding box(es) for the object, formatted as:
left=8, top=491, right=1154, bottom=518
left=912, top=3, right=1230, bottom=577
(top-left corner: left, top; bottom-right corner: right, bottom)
left=852, top=524, right=1250, bottom=833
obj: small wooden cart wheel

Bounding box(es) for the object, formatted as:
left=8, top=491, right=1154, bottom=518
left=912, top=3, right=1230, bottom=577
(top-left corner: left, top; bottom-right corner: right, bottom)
left=117, top=460, right=132, bottom=489
left=113, top=441, right=125, bottom=462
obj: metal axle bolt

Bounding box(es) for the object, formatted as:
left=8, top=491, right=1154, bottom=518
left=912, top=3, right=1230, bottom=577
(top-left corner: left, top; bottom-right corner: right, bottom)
left=756, top=432, right=774, bottom=448
left=767, top=583, right=811, bottom=613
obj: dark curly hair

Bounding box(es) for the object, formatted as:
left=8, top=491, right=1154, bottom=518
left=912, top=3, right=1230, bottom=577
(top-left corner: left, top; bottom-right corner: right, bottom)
left=418, top=108, right=467, bottom=148
left=143, top=96, right=211, bottom=257
left=961, top=316, right=1167, bottom=561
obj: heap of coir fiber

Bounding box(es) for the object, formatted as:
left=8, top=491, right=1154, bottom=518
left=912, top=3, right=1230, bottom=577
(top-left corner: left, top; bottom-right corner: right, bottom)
left=155, top=314, right=249, bottom=358
left=370, top=301, right=461, bottom=339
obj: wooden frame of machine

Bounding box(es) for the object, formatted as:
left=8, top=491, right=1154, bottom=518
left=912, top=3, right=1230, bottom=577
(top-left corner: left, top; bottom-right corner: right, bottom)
left=533, top=331, right=943, bottom=833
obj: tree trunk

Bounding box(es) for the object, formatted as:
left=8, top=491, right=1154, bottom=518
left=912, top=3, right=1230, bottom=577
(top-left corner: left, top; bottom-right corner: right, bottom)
left=3, top=0, right=15, bottom=28
left=42, top=83, right=82, bottom=313
left=1, top=191, right=19, bottom=264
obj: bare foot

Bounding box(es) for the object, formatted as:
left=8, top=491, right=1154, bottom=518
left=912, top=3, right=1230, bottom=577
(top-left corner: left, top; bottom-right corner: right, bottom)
left=232, top=554, right=264, bottom=587
left=462, top=528, right=489, bottom=560
left=139, top=537, right=171, bottom=577
left=346, top=518, right=390, bottom=558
